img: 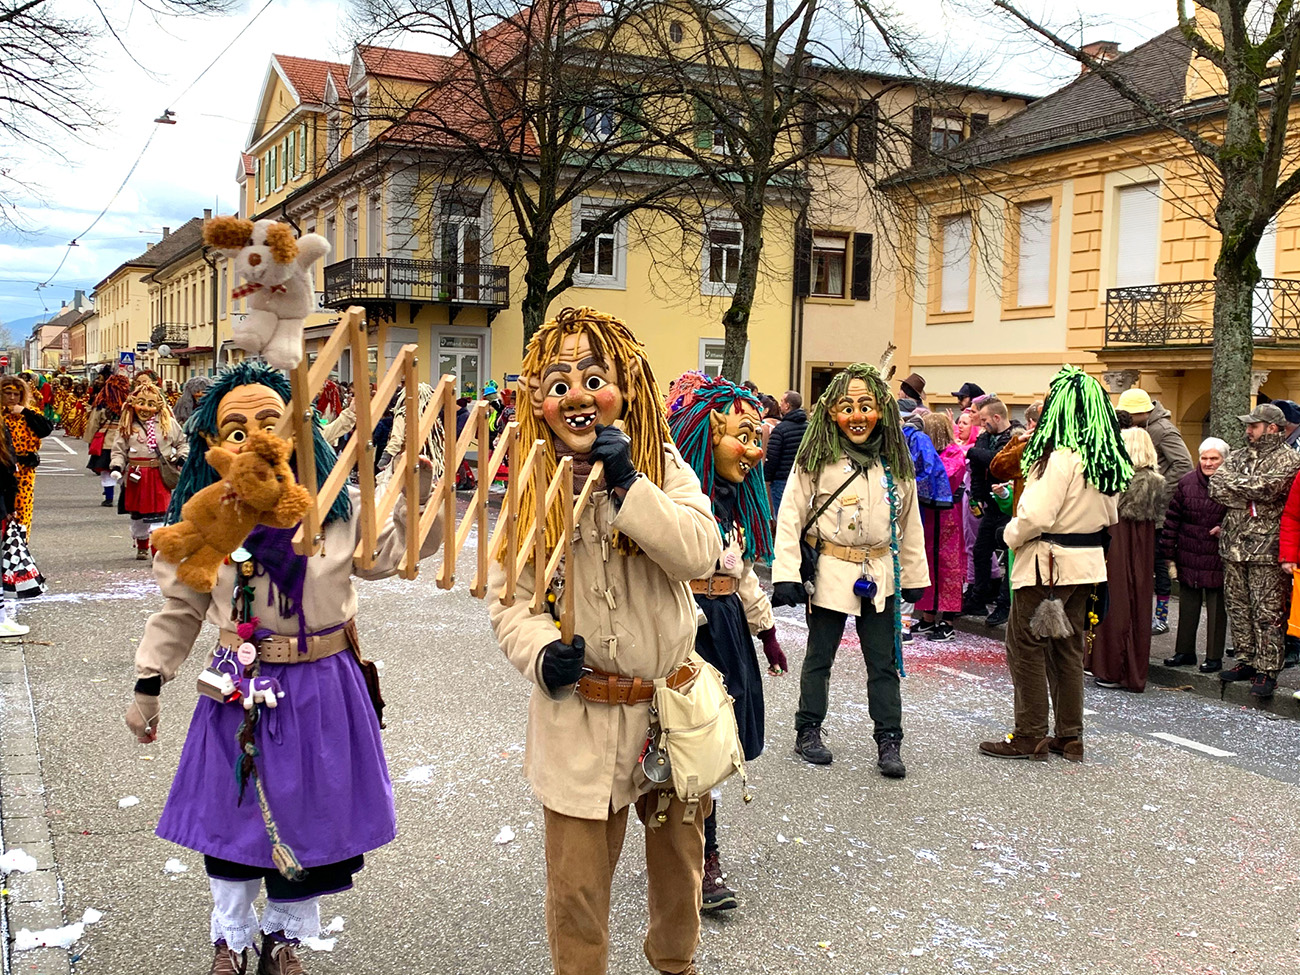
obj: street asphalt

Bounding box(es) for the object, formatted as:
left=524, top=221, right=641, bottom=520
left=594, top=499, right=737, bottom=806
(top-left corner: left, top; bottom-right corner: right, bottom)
left=4, top=434, right=1300, bottom=974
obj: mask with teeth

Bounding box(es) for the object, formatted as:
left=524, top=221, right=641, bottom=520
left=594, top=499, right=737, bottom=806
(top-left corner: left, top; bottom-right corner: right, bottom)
left=532, top=329, right=628, bottom=453
left=709, top=403, right=764, bottom=484
left=834, top=379, right=878, bottom=444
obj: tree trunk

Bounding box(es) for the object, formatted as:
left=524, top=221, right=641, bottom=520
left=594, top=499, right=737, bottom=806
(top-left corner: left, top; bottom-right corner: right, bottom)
left=720, top=209, right=765, bottom=381
left=520, top=233, right=554, bottom=350
left=1209, top=253, right=1257, bottom=447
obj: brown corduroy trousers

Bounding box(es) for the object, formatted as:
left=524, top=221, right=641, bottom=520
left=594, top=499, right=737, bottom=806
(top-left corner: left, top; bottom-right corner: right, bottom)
left=1006, top=584, right=1090, bottom=738
left=543, top=792, right=710, bottom=975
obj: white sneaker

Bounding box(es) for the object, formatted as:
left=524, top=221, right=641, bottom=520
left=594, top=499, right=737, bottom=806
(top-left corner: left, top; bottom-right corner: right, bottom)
left=1294, top=687, right=1300, bottom=701
left=0, top=619, right=29, bottom=638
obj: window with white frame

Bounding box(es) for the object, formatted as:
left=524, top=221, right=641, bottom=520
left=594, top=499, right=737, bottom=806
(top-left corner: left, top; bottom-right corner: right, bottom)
left=702, top=219, right=742, bottom=296
left=353, top=93, right=369, bottom=150
left=698, top=337, right=750, bottom=379
left=327, top=112, right=341, bottom=167
left=325, top=215, right=337, bottom=256
left=712, top=111, right=743, bottom=155
left=367, top=196, right=382, bottom=258
left=582, top=98, right=616, bottom=142
left=930, top=116, right=964, bottom=152
left=573, top=202, right=626, bottom=289
left=1115, top=182, right=1160, bottom=288
left=939, top=212, right=972, bottom=313
left=1015, top=199, right=1052, bottom=307
left=811, top=233, right=848, bottom=297
left=345, top=206, right=359, bottom=260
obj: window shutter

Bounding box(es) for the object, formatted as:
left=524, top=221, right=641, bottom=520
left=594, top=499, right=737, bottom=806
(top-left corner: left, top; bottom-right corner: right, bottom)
left=855, top=102, right=877, bottom=163
left=851, top=233, right=873, bottom=301
left=256, top=158, right=263, bottom=199
left=911, top=105, right=931, bottom=165
left=939, top=213, right=972, bottom=313
left=1115, top=183, right=1160, bottom=288
left=299, top=122, right=308, bottom=171
left=970, top=112, right=989, bottom=135
left=1016, top=200, right=1052, bottom=307
left=793, top=228, right=812, bottom=297
left=694, top=98, right=713, bottom=150
left=620, top=84, right=642, bottom=140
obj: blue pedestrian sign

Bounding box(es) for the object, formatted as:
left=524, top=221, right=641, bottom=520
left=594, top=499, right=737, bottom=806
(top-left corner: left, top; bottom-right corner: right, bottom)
left=119, top=351, right=135, bottom=369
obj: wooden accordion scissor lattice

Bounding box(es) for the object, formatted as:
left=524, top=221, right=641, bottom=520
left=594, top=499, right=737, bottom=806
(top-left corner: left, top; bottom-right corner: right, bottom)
left=275, top=306, right=602, bottom=641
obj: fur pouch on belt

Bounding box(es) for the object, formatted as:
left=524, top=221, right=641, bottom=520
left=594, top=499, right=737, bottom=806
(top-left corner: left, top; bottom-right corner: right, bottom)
left=1029, top=596, right=1075, bottom=639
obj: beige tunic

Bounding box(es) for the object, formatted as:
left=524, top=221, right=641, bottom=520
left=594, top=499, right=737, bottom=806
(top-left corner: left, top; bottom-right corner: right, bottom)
left=489, top=446, right=721, bottom=820
left=1004, top=449, right=1119, bottom=590
left=110, top=417, right=186, bottom=470
left=772, top=457, right=928, bottom=616
left=85, top=408, right=119, bottom=452
left=702, top=530, right=773, bottom=634
left=135, top=486, right=441, bottom=683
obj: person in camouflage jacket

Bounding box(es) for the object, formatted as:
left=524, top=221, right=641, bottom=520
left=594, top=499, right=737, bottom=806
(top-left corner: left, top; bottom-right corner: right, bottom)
left=1208, top=404, right=1300, bottom=697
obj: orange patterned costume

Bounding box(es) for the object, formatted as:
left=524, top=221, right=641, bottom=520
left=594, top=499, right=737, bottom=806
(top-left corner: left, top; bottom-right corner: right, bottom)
left=4, top=411, right=43, bottom=532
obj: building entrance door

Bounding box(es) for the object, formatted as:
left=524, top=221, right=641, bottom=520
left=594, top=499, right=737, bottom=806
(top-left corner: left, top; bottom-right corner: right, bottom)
left=436, top=331, right=486, bottom=399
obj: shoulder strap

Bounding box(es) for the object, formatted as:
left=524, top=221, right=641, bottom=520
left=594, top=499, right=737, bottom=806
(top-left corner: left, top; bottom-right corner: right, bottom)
left=802, top=464, right=862, bottom=537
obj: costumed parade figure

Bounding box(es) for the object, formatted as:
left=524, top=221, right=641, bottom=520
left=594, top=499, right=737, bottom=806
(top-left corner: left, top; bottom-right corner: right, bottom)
left=665, top=372, right=786, bottom=914
left=175, top=376, right=215, bottom=428
left=0, top=406, right=44, bottom=636
left=0, top=376, right=53, bottom=533
left=86, top=372, right=130, bottom=507
left=979, top=366, right=1128, bottom=762
left=62, top=379, right=90, bottom=439
left=124, top=362, right=444, bottom=975
left=110, top=380, right=186, bottom=559
left=770, top=363, right=927, bottom=776
left=488, top=307, right=723, bottom=975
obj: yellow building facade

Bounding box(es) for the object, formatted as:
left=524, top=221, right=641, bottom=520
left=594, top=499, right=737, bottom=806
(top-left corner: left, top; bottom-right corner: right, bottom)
left=89, top=263, right=155, bottom=373
left=887, top=25, right=1300, bottom=445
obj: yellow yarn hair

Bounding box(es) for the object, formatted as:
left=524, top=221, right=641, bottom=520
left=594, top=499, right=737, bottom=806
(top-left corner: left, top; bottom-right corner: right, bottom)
left=511, top=306, right=669, bottom=559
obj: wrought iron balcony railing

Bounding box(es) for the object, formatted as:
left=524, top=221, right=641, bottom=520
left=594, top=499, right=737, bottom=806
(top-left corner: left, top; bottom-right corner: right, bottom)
left=149, top=323, right=192, bottom=347
left=1105, top=278, right=1300, bottom=346
left=322, top=258, right=510, bottom=310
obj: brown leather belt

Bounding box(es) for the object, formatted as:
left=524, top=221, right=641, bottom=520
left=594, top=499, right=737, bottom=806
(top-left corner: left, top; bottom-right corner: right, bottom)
left=575, top=661, right=696, bottom=705
left=218, top=626, right=352, bottom=665
left=689, top=576, right=738, bottom=598
left=807, top=534, right=889, bottom=564
left=128, top=458, right=160, bottom=468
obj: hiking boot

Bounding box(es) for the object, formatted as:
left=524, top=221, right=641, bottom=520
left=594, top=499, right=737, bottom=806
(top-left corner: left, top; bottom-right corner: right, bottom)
left=876, top=737, right=906, bottom=778
left=928, top=620, right=955, bottom=642
left=209, top=942, right=250, bottom=975
left=985, top=605, right=1009, bottom=628
left=258, top=935, right=307, bottom=975
left=701, top=850, right=737, bottom=912
left=794, top=725, right=832, bottom=765
left=1162, top=653, right=1197, bottom=667
left=978, top=734, right=1049, bottom=760
left=1048, top=736, right=1084, bottom=762
left=1249, top=674, right=1277, bottom=698
left=1219, top=662, right=1257, bottom=682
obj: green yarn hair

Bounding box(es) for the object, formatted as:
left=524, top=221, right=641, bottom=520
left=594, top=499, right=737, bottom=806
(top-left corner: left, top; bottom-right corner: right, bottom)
left=1022, top=365, right=1133, bottom=496
left=794, top=363, right=914, bottom=479
left=165, top=362, right=352, bottom=526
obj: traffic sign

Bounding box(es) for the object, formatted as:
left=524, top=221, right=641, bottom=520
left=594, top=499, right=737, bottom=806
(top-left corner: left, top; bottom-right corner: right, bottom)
left=136, top=342, right=149, bottom=353
left=120, top=351, right=135, bottom=368
left=1, top=356, right=10, bottom=367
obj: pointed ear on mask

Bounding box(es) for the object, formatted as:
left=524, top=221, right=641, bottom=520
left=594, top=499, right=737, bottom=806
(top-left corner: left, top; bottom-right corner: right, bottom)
left=620, top=356, right=642, bottom=410
left=709, top=409, right=727, bottom=446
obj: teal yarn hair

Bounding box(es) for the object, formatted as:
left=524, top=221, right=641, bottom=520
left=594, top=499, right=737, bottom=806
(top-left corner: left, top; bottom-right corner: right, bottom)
left=666, top=372, right=774, bottom=563
left=165, top=362, right=351, bottom=526
left=1022, top=365, right=1133, bottom=496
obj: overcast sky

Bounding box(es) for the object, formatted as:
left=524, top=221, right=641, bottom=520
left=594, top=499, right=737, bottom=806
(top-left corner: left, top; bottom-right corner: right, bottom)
left=0, top=0, right=1180, bottom=328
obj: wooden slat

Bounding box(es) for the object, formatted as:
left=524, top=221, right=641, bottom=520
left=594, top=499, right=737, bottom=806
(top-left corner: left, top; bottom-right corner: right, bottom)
left=471, top=404, right=490, bottom=598
left=559, top=458, right=576, bottom=644
left=306, top=312, right=358, bottom=399
left=350, top=310, right=378, bottom=570
left=513, top=459, right=569, bottom=584
left=401, top=349, right=420, bottom=580
left=530, top=434, right=548, bottom=615
left=440, top=377, right=457, bottom=588
left=290, top=356, right=321, bottom=556
left=500, top=428, right=521, bottom=606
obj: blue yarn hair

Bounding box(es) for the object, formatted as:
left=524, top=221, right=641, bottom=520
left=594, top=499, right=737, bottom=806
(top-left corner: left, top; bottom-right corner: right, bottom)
left=164, top=362, right=351, bottom=526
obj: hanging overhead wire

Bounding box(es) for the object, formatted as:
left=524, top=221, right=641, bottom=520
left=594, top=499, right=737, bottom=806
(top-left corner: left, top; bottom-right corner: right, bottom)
left=37, top=0, right=279, bottom=291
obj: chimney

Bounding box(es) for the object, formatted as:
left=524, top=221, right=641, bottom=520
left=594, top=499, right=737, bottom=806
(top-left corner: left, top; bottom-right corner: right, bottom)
left=162, top=226, right=170, bottom=237
left=203, top=208, right=212, bottom=220
left=1080, top=40, right=1120, bottom=74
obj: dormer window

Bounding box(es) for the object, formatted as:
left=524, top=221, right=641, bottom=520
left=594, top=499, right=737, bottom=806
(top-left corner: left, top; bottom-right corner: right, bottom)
left=353, top=92, right=369, bottom=150
left=327, top=111, right=341, bottom=166
left=582, top=101, right=616, bottom=142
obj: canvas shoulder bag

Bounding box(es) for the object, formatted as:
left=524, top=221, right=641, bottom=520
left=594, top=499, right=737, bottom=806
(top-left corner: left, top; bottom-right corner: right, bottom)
left=798, top=466, right=862, bottom=595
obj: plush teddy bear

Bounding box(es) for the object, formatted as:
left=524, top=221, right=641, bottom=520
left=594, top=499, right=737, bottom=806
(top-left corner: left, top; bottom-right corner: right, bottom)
left=203, top=216, right=331, bottom=370
left=151, top=430, right=312, bottom=593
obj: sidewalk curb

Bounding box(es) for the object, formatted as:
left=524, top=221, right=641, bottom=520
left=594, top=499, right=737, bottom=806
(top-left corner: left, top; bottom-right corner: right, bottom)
left=0, top=638, right=71, bottom=975
left=951, top=617, right=1300, bottom=720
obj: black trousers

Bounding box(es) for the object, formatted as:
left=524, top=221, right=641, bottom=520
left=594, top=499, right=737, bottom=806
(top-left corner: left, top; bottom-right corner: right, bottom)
left=796, top=599, right=902, bottom=740
left=1154, top=557, right=1172, bottom=599
left=972, top=507, right=1010, bottom=608
left=1174, top=585, right=1225, bottom=662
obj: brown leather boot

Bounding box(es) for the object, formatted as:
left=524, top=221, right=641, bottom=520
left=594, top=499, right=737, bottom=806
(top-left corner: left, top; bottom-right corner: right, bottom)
left=209, top=941, right=250, bottom=975
left=978, top=734, right=1050, bottom=760
left=1049, top=736, right=1084, bottom=762
left=257, top=935, right=307, bottom=975
left=701, top=850, right=737, bottom=912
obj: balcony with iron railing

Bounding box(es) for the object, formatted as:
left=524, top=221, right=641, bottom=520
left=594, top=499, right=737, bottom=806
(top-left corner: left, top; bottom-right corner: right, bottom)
left=1105, top=279, right=1300, bottom=347
left=322, top=258, right=510, bottom=316
left=149, top=323, right=192, bottom=348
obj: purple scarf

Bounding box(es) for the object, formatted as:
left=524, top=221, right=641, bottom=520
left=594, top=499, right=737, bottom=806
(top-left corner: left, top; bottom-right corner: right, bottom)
left=244, top=525, right=310, bottom=652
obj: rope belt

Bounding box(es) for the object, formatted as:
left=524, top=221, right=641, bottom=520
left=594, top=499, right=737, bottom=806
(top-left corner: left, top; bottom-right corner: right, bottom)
left=575, top=661, right=696, bottom=705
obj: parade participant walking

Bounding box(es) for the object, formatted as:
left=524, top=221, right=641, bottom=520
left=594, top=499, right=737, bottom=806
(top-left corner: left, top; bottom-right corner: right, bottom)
left=0, top=376, right=52, bottom=534
left=0, top=412, right=43, bottom=636
left=771, top=363, right=927, bottom=776
left=917, top=412, right=967, bottom=641
left=124, top=362, right=444, bottom=975
left=109, top=381, right=186, bottom=560
left=1160, top=439, right=1229, bottom=672
left=979, top=367, right=1128, bottom=762
left=174, top=376, right=213, bottom=427
left=1089, top=428, right=1165, bottom=692
left=488, top=308, right=721, bottom=975
left=62, top=379, right=90, bottom=439
left=1209, top=403, right=1300, bottom=698
left=666, top=372, right=785, bottom=914
left=86, top=372, right=129, bottom=507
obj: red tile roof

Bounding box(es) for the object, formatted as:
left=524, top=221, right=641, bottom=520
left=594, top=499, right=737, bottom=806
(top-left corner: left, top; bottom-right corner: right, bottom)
left=240, top=152, right=256, bottom=177
left=357, top=45, right=450, bottom=82
left=273, top=54, right=350, bottom=104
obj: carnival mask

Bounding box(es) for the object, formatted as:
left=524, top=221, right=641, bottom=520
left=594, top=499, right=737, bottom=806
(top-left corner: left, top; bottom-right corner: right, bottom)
left=131, top=388, right=164, bottom=421
left=532, top=330, right=631, bottom=453
left=834, top=379, right=878, bottom=444
left=206, top=385, right=286, bottom=453
left=710, top=402, right=763, bottom=484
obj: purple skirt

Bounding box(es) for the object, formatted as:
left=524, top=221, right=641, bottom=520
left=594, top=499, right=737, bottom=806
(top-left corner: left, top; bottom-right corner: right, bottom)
left=156, top=652, right=396, bottom=869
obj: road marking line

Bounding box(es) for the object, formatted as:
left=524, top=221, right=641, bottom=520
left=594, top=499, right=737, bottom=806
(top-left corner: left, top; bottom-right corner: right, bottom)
left=934, top=664, right=986, bottom=682
left=1149, top=732, right=1236, bottom=758
left=1083, top=708, right=1098, bottom=716
left=48, top=437, right=76, bottom=455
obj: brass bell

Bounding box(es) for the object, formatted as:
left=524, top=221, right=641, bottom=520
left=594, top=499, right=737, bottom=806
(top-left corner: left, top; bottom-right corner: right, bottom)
left=656, top=812, right=668, bottom=824
left=742, top=792, right=753, bottom=803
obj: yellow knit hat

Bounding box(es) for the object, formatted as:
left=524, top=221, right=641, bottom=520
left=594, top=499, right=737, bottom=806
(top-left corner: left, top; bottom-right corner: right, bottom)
left=1116, top=387, right=1154, bottom=414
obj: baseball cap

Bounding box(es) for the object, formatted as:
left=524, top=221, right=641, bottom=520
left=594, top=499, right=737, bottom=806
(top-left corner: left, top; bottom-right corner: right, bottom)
left=1272, top=399, right=1300, bottom=425
left=951, top=381, right=985, bottom=400
left=1116, top=388, right=1154, bottom=414
left=1239, top=403, right=1286, bottom=425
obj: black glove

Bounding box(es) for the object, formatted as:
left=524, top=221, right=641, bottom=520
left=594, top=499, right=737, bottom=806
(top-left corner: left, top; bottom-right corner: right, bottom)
left=540, top=635, right=587, bottom=693
left=591, top=424, right=638, bottom=491
left=771, top=581, right=806, bottom=608
left=899, top=588, right=926, bottom=604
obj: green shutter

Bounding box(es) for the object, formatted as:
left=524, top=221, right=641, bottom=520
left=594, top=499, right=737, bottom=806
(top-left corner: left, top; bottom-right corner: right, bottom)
left=299, top=122, right=308, bottom=171
left=694, top=97, right=712, bottom=150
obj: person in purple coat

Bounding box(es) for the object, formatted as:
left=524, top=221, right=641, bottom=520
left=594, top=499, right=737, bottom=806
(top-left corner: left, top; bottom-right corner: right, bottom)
left=1159, top=438, right=1230, bottom=672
